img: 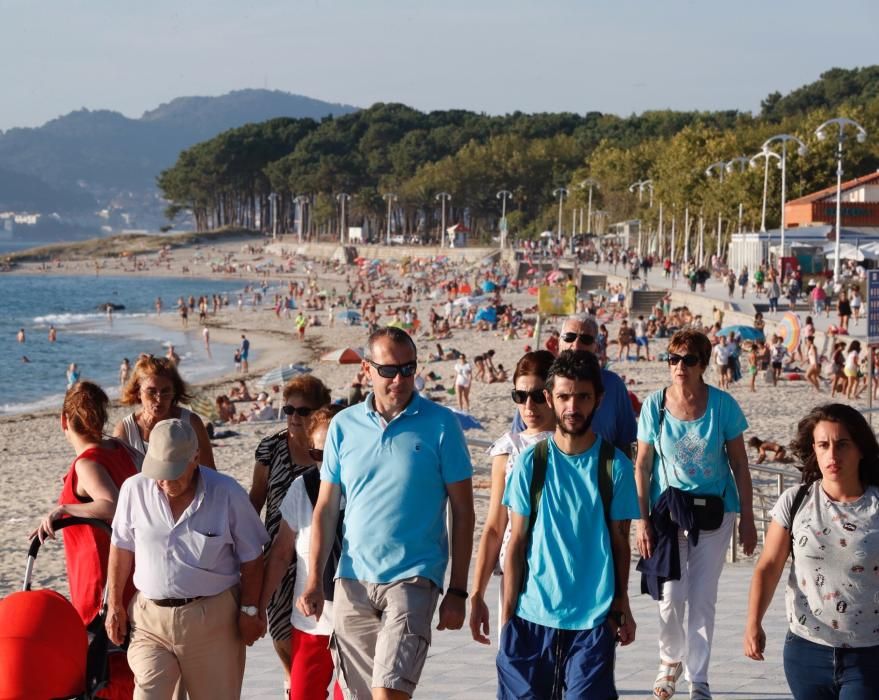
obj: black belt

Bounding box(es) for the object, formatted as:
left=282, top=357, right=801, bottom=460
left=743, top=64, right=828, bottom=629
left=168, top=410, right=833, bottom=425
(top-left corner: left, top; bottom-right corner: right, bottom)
left=150, top=596, right=204, bottom=608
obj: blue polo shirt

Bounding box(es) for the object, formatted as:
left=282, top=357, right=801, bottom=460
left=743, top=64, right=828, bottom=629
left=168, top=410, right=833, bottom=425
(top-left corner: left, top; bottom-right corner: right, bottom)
left=321, top=392, right=472, bottom=587
left=503, top=435, right=640, bottom=630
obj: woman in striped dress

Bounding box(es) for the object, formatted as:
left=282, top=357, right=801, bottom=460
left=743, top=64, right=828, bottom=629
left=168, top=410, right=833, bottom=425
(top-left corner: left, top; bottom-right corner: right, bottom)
left=250, top=375, right=331, bottom=695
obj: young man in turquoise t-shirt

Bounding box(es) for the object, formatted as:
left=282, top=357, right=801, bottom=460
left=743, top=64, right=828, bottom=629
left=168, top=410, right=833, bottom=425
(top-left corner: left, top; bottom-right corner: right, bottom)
left=499, top=350, right=640, bottom=699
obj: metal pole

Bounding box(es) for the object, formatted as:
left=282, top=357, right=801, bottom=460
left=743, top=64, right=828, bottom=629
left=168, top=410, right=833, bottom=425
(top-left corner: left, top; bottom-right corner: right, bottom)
left=760, top=153, right=769, bottom=233
left=658, top=202, right=664, bottom=260
left=834, top=137, right=844, bottom=281
left=684, top=206, right=690, bottom=264
left=587, top=186, right=594, bottom=233
left=698, top=214, right=705, bottom=267
left=670, top=212, right=676, bottom=268
left=780, top=141, right=788, bottom=278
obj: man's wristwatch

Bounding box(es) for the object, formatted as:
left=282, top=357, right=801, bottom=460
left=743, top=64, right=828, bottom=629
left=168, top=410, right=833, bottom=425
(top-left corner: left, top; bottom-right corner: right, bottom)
left=446, top=587, right=468, bottom=599
left=608, top=609, right=626, bottom=627
left=240, top=605, right=258, bottom=616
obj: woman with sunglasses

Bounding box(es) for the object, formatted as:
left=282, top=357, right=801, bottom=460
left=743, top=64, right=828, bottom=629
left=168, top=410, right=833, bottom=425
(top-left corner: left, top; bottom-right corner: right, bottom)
left=261, top=405, right=345, bottom=700
left=112, top=354, right=215, bottom=470
left=469, top=350, right=556, bottom=645
left=249, top=374, right=331, bottom=694
left=634, top=329, right=757, bottom=700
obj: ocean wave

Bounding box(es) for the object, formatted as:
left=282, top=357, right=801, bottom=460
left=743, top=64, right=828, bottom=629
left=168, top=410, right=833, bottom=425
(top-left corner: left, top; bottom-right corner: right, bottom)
left=0, top=392, right=67, bottom=416
left=33, top=312, right=148, bottom=325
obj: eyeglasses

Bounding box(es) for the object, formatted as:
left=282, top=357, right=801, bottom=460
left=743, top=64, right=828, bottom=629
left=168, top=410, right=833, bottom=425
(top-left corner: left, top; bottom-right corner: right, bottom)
left=511, top=389, right=547, bottom=405
left=667, top=353, right=700, bottom=367
left=141, top=387, right=174, bottom=400
left=561, top=332, right=595, bottom=346
left=367, top=360, right=417, bottom=379
left=308, top=447, right=324, bottom=462
left=282, top=405, right=314, bottom=417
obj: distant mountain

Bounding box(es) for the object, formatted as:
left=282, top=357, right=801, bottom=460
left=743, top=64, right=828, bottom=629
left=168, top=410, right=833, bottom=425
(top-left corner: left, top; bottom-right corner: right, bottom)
left=0, top=90, right=358, bottom=215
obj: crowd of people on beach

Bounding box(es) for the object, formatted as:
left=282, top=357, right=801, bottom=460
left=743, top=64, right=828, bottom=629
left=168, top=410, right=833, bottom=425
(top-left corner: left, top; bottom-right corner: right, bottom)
left=15, top=242, right=879, bottom=700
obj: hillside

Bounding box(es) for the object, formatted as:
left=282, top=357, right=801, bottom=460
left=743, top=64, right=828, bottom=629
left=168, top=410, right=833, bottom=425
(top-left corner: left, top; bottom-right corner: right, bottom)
left=0, top=90, right=359, bottom=212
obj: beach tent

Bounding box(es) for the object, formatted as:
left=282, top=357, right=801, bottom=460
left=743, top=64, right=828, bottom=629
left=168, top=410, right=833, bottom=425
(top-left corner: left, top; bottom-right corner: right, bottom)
left=321, top=347, right=365, bottom=364
left=256, top=364, right=311, bottom=388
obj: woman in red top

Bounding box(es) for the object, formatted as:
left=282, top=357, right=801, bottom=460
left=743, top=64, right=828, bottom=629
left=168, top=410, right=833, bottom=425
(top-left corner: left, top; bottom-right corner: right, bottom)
left=31, top=381, right=137, bottom=700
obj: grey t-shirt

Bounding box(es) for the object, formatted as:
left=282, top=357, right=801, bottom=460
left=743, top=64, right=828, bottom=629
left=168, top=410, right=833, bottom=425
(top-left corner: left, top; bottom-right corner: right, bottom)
left=771, top=482, right=879, bottom=648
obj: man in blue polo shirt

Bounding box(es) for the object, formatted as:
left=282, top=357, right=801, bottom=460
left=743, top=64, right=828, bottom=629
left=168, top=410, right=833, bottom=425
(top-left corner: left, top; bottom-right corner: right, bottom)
left=499, top=350, right=640, bottom=699
left=512, top=314, right=637, bottom=457
left=299, top=326, right=475, bottom=699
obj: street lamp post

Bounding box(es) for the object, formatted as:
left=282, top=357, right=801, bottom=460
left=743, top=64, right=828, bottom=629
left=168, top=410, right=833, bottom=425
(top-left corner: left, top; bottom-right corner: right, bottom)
left=725, top=156, right=750, bottom=236
left=762, top=134, right=808, bottom=278
left=704, top=162, right=728, bottom=263
left=553, top=187, right=568, bottom=246
left=435, top=192, right=451, bottom=248
left=294, top=195, right=309, bottom=244
left=628, top=180, right=653, bottom=255
left=268, top=192, right=279, bottom=240
left=336, top=193, right=350, bottom=246
left=579, top=177, right=599, bottom=234
left=496, top=190, right=512, bottom=249
left=383, top=193, right=397, bottom=246
left=815, top=118, right=868, bottom=281
left=749, top=148, right=781, bottom=233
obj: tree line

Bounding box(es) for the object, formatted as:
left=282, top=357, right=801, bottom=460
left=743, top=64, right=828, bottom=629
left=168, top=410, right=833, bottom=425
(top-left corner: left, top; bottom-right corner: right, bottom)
left=158, top=67, right=879, bottom=255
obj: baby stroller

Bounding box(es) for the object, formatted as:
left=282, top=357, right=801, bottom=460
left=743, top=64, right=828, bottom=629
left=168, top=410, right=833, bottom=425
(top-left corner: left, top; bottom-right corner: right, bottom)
left=0, top=517, right=126, bottom=700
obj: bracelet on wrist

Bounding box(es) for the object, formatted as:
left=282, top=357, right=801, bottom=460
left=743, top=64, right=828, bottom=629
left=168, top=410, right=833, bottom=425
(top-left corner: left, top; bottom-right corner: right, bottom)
left=445, top=586, right=468, bottom=599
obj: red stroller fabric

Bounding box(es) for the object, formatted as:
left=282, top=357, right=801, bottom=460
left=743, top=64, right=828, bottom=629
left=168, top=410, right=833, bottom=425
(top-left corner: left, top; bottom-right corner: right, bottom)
left=0, top=589, right=87, bottom=699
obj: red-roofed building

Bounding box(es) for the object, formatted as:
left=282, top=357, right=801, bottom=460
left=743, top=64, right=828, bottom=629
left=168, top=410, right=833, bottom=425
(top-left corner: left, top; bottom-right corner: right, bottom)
left=784, top=170, right=879, bottom=227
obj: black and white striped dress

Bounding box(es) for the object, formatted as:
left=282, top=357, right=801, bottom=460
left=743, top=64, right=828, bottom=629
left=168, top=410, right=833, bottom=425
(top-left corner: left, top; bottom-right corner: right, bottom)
left=255, top=430, right=314, bottom=641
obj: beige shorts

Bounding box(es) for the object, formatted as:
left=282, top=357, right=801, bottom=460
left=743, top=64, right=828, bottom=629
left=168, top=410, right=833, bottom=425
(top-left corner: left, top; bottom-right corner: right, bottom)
left=331, top=576, right=441, bottom=698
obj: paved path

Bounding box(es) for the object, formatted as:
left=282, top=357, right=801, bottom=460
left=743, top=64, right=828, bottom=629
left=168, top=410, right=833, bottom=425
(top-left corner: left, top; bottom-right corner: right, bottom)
left=242, top=560, right=792, bottom=699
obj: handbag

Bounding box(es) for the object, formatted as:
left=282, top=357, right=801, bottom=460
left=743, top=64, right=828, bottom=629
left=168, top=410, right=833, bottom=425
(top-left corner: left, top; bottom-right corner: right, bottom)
left=655, top=388, right=725, bottom=532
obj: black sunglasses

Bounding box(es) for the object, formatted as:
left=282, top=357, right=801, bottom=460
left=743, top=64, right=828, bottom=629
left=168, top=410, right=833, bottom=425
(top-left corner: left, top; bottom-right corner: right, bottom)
left=368, top=359, right=417, bottom=379
left=308, top=447, right=324, bottom=462
left=561, top=332, right=595, bottom=346
left=667, top=353, right=700, bottom=367
left=282, top=405, right=314, bottom=417
left=511, top=389, right=547, bottom=405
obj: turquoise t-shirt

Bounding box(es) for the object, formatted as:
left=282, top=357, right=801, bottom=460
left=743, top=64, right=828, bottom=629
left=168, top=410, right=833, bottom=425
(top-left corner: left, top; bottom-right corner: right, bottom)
left=637, top=386, right=747, bottom=513
left=503, top=435, right=640, bottom=631
left=321, top=393, right=473, bottom=587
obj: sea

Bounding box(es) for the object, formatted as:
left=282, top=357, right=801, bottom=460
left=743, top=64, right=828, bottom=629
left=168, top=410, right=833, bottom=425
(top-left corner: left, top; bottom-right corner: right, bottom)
left=0, top=274, right=250, bottom=415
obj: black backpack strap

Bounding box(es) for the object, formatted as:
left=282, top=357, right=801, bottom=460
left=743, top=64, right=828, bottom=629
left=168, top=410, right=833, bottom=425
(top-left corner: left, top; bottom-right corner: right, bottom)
left=300, top=468, right=343, bottom=601
left=302, top=467, right=321, bottom=507
left=528, top=439, right=549, bottom=536
left=597, top=437, right=615, bottom=523
left=788, top=482, right=811, bottom=559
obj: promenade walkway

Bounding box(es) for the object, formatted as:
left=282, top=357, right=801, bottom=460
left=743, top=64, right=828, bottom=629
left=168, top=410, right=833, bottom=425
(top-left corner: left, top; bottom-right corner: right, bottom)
left=242, top=559, right=792, bottom=699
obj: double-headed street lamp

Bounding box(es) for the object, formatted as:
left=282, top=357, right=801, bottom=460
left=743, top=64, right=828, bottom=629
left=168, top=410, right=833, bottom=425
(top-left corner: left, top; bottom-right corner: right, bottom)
left=268, top=192, right=279, bottom=240
left=815, top=118, right=868, bottom=281
left=579, top=178, right=600, bottom=235
left=749, top=148, right=781, bottom=233
left=336, top=192, right=351, bottom=245
left=383, top=193, right=397, bottom=246
left=704, top=162, right=729, bottom=260
left=762, top=134, right=808, bottom=276
left=553, top=188, right=568, bottom=244
left=435, top=192, right=451, bottom=248
left=629, top=180, right=654, bottom=255
left=725, top=157, right=750, bottom=235
left=496, top=190, right=512, bottom=249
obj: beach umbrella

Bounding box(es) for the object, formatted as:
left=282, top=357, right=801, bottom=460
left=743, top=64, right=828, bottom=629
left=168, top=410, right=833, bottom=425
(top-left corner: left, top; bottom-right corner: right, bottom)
left=481, top=280, right=497, bottom=293
left=452, top=296, right=476, bottom=307
left=337, top=309, right=362, bottom=323
left=187, top=393, right=219, bottom=422
left=255, top=363, right=311, bottom=388
left=718, top=325, right=765, bottom=343
left=776, top=312, right=801, bottom=353
left=474, top=307, right=498, bottom=325
left=387, top=319, right=406, bottom=329
left=449, top=408, right=484, bottom=431
left=321, top=347, right=365, bottom=364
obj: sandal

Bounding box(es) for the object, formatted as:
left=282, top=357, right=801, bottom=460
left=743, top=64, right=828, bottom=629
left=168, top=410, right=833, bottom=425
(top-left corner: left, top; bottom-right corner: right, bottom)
left=653, top=662, right=683, bottom=699
left=689, top=682, right=712, bottom=699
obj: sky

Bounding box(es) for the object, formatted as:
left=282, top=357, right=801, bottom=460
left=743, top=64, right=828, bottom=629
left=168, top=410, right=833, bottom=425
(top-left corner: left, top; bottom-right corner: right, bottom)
left=1, top=0, right=877, bottom=131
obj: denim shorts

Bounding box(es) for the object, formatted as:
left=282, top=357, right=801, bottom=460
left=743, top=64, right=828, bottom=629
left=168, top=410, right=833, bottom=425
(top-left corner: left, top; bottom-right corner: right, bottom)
left=783, top=631, right=879, bottom=699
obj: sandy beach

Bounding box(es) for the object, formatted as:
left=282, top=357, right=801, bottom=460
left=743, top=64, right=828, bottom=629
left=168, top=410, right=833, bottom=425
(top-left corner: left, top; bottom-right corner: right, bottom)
left=0, top=236, right=856, bottom=600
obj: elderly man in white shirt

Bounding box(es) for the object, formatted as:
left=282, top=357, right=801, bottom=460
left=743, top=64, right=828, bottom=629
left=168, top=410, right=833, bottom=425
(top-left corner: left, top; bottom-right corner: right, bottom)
left=106, top=418, right=269, bottom=699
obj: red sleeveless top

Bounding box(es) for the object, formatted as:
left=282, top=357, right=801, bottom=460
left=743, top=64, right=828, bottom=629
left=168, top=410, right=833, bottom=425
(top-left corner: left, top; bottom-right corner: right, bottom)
left=59, top=442, right=137, bottom=625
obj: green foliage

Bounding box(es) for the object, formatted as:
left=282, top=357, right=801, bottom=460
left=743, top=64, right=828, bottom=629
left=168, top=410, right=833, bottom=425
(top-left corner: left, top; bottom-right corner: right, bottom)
left=158, top=68, right=879, bottom=238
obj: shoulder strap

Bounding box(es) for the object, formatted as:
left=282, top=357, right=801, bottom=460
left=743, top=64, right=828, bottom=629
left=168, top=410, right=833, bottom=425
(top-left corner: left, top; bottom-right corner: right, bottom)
left=788, top=482, right=812, bottom=559
left=302, top=467, right=321, bottom=508
left=528, top=440, right=549, bottom=536
left=597, top=437, right=615, bottom=523
left=654, top=388, right=674, bottom=487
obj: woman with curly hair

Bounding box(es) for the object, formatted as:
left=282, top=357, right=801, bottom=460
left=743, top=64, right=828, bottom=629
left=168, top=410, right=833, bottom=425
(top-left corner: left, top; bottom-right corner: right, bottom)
left=249, top=374, right=332, bottom=695
left=112, top=354, right=214, bottom=470
left=744, top=403, right=879, bottom=698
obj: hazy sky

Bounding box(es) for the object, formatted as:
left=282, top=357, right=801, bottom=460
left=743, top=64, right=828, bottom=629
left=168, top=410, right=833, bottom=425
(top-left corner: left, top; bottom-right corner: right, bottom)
left=2, top=0, right=877, bottom=131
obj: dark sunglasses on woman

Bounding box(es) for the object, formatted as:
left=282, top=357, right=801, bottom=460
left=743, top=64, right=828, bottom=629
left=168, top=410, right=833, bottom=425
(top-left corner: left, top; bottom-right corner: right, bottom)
left=667, top=353, right=700, bottom=367
left=511, top=389, right=547, bottom=405
left=308, top=447, right=324, bottom=462
left=368, top=359, right=417, bottom=379
left=282, top=405, right=314, bottom=417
